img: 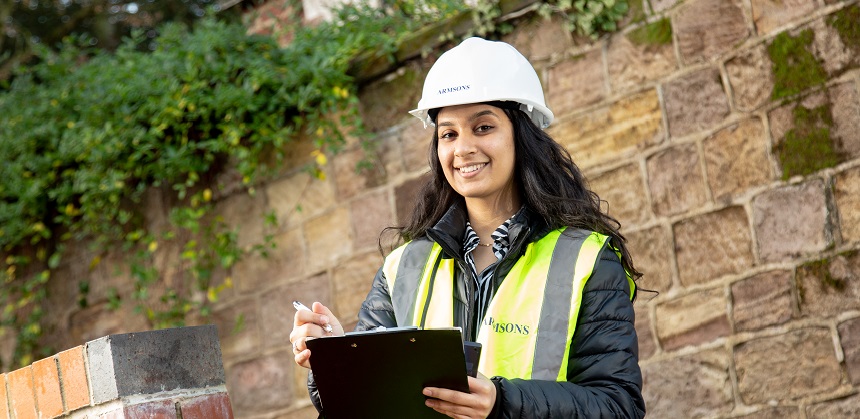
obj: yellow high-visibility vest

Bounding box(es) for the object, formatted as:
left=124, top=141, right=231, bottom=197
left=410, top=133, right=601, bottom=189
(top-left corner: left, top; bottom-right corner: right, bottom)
left=382, top=228, right=635, bottom=381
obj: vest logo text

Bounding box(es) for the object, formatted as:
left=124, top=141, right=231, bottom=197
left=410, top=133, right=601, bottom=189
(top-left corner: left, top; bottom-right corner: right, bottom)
left=437, top=85, right=470, bottom=95
left=484, top=317, right=530, bottom=335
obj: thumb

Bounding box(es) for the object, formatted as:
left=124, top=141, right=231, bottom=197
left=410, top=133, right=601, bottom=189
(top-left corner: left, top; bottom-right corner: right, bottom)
left=311, top=302, right=342, bottom=330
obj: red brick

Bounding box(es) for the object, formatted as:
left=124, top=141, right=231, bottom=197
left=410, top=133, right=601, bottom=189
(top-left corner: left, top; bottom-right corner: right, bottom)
left=179, top=393, right=234, bottom=419
left=57, top=346, right=91, bottom=412
left=31, top=357, right=63, bottom=418
left=7, top=367, right=37, bottom=419
left=123, top=399, right=177, bottom=419
left=0, top=373, right=9, bottom=419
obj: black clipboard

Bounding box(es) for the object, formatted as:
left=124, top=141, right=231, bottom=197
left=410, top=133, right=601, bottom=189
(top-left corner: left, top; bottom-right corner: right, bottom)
left=306, top=328, right=469, bottom=419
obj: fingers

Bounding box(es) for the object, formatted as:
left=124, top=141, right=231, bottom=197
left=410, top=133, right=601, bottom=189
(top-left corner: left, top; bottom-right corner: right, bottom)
left=423, top=375, right=496, bottom=418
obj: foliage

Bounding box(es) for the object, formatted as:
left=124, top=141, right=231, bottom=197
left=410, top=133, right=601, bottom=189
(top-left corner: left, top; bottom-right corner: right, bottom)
left=829, top=4, right=860, bottom=55
left=767, top=29, right=828, bottom=100
left=774, top=103, right=840, bottom=180
left=537, top=0, right=630, bottom=38
left=627, top=17, right=672, bottom=46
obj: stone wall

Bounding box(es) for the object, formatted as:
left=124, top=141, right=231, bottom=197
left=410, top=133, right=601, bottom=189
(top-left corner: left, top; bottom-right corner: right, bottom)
left=0, top=326, right=233, bottom=419
left=10, top=0, right=860, bottom=418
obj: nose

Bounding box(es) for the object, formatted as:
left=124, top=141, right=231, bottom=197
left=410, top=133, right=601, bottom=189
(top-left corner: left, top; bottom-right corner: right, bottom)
left=453, top=131, right=478, bottom=157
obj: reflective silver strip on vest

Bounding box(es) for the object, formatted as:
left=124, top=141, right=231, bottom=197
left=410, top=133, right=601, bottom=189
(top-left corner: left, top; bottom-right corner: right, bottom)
left=391, top=241, right=435, bottom=326
left=532, top=228, right=591, bottom=380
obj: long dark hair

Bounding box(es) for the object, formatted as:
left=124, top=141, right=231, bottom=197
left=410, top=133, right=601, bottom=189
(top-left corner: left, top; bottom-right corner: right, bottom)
left=390, top=106, right=641, bottom=281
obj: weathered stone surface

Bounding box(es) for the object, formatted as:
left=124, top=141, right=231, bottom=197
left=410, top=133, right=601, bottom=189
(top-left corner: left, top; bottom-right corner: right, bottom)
left=626, top=226, right=674, bottom=293
left=674, top=0, right=749, bottom=64
left=275, top=405, right=319, bottom=419
left=796, top=250, right=860, bottom=317
left=333, top=251, right=382, bottom=322
left=350, top=189, right=393, bottom=250
left=358, top=64, right=425, bottom=132
left=233, top=227, right=306, bottom=293
left=649, top=0, right=681, bottom=13
left=246, top=0, right=296, bottom=46
left=731, top=270, right=794, bottom=332
left=836, top=166, right=860, bottom=243
left=735, top=407, right=802, bottom=419
left=750, top=0, right=818, bottom=35
left=398, top=120, right=433, bottom=172
left=753, top=179, right=830, bottom=262
left=663, top=67, right=731, bottom=138
left=703, top=118, right=773, bottom=202
left=266, top=172, right=335, bottom=228
left=69, top=302, right=149, bottom=346
left=588, top=163, right=650, bottom=227
left=646, top=143, right=709, bottom=216
left=768, top=90, right=827, bottom=148
left=735, top=327, right=842, bottom=403
left=550, top=89, right=663, bottom=169
left=502, top=15, right=572, bottom=62
left=546, top=49, right=607, bottom=116
left=642, top=348, right=733, bottom=417
left=259, top=273, right=331, bottom=348
left=227, top=351, right=294, bottom=415
left=634, top=305, right=656, bottom=360
left=838, top=317, right=860, bottom=385
left=829, top=81, right=860, bottom=158
left=726, top=45, right=775, bottom=112
left=655, top=287, right=730, bottom=351
left=674, top=206, right=754, bottom=286
left=332, top=146, right=387, bottom=200
left=606, top=28, right=677, bottom=94
left=807, top=393, right=860, bottom=418
left=304, top=206, right=353, bottom=273
left=212, top=298, right=260, bottom=361
left=394, top=174, right=430, bottom=225
left=813, top=16, right=857, bottom=75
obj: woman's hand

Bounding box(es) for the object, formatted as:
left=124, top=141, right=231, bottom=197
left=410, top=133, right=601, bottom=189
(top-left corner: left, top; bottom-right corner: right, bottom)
left=289, top=302, right=344, bottom=369
left=423, top=373, right=496, bottom=419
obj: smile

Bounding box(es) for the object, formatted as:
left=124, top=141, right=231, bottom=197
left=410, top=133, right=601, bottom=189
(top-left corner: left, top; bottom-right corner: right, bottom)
left=458, top=163, right=486, bottom=174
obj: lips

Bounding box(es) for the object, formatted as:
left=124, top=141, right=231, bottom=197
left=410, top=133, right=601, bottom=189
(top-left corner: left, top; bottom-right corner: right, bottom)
left=458, top=163, right=487, bottom=174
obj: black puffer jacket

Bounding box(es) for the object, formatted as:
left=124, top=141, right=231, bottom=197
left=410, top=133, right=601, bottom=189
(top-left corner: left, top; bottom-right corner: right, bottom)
left=309, top=204, right=645, bottom=418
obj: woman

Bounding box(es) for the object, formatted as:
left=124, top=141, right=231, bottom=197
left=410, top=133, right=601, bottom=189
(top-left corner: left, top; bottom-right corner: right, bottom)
left=291, top=37, right=645, bottom=418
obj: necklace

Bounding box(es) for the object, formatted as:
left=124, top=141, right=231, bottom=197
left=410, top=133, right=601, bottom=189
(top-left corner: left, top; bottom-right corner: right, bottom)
left=477, top=242, right=493, bottom=247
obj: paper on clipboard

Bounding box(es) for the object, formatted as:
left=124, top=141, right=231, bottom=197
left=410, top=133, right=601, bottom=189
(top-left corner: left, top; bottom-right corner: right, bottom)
left=306, top=327, right=469, bottom=419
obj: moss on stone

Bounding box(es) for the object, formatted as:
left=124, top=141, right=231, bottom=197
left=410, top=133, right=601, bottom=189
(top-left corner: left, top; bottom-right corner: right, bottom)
left=829, top=4, right=860, bottom=53
left=627, top=18, right=672, bottom=46
left=767, top=29, right=828, bottom=100
left=775, top=103, right=841, bottom=180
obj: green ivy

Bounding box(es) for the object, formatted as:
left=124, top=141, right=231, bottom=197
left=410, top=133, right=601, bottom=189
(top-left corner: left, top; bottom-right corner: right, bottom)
left=538, top=0, right=630, bottom=38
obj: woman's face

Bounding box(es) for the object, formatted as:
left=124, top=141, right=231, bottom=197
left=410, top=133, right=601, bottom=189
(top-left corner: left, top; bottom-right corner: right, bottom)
left=436, top=103, right=517, bottom=207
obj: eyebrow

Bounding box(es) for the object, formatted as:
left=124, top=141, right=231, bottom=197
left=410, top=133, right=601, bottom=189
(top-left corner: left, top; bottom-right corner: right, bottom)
left=437, top=109, right=498, bottom=127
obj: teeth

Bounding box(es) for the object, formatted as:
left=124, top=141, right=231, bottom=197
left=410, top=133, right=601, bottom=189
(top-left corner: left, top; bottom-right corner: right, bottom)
left=459, top=163, right=485, bottom=173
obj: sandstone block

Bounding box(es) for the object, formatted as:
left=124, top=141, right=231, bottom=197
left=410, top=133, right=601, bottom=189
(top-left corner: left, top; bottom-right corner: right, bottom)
left=260, top=273, right=331, bottom=348
left=549, top=89, right=663, bottom=170
left=703, top=118, right=773, bottom=202
left=68, top=302, right=149, bottom=347
left=333, top=251, right=383, bottom=322
left=606, top=22, right=677, bottom=94
left=750, top=0, right=818, bottom=36
left=233, top=227, right=306, bottom=294
left=674, top=206, right=754, bottom=286
left=796, top=250, right=860, bottom=317
left=734, top=327, right=841, bottom=403
left=646, top=143, right=709, bottom=216
left=655, top=287, right=730, bottom=351
left=588, top=163, right=650, bottom=227
left=350, top=189, right=393, bottom=250
left=673, top=0, right=749, bottom=64
left=546, top=49, right=607, bottom=117
left=814, top=15, right=857, bottom=75
left=642, top=348, right=733, bottom=417
left=731, top=270, right=794, bottom=332
left=502, top=15, right=572, bottom=62
left=835, top=166, right=860, bottom=243
left=649, top=0, right=680, bottom=13
left=753, top=179, right=830, bottom=262
left=266, top=171, right=336, bottom=229
left=304, top=206, right=353, bottom=273
left=275, top=405, right=320, bottom=419
left=332, top=146, right=387, bottom=200
left=634, top=305, right=656, bottom=360
left=735, top=407, right=802, bottom=419
left=838, top=317, right=860, bottom=385
left=726, top=45, right=775, bottom=112
left=212, top=299, right=259, bottom=361
left=663, top=67, right=731, bottom=138
left=398, top=121, right=433, bottom=173
left=394, top=175, right=430, bottom=225
left=828, top=81, right=860, bottom=159
left=626, top=226, right=674, bottom=293
left=226, top=351, right=294, bottom=416
left=358, top=64, right=424, bottom=132
left=806, top=393, right=860, bottom=418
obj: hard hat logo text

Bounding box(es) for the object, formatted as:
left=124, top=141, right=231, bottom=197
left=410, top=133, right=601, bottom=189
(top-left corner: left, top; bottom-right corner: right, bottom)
left=437, top=85, right=470, bottom=95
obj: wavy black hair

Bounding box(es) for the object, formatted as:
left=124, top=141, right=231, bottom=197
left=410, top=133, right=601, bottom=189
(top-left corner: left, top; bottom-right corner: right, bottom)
left=389, top=105, right=641, bottom=281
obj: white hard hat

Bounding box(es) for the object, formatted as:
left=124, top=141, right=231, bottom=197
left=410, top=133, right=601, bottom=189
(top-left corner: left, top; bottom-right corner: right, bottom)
left=410, top=37, right=554, bottom=129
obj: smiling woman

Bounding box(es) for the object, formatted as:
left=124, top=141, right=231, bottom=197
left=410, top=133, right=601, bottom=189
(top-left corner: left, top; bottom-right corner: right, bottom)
left=291, top=37, right=645, bottom=419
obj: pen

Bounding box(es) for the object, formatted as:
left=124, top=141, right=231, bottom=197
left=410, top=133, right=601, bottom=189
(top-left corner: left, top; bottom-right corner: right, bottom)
left=293, top=300, right=333, bottom=333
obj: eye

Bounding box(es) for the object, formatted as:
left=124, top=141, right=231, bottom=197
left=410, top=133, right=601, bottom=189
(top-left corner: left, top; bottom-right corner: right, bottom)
left=475, top=125, right=493, bottom=133
left=439, top=130, right=457, bottom=140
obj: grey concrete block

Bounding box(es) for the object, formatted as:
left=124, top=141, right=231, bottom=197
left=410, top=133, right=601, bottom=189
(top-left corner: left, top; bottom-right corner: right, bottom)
left=87, top=335, right=120, bottom=404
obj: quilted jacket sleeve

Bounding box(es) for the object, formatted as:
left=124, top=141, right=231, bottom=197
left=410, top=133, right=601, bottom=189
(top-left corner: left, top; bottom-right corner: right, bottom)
left=488, top=250, right=645, bottom=418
